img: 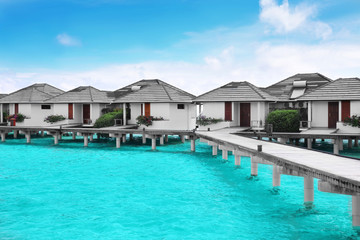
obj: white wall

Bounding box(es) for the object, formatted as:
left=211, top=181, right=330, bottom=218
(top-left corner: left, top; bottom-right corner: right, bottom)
left=129, top=103, right=142, bottom=125
left=351, top=101, right=360, bottom=116
left=201, top=102, right=225, bottom=119
left=311, top=101, right=328, bottom=127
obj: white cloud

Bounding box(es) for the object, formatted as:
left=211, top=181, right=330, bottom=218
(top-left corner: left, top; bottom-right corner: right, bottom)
left=260, top=0, right=332, bottom=39
left=56, top=33, right=81, bottom=46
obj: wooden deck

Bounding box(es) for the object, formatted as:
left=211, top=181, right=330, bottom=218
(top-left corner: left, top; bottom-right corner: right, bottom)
left=198, top=129, right=360, bottom=193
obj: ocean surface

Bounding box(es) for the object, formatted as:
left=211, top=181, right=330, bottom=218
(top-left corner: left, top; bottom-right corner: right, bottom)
left=0, top=134, right=359, bottom=239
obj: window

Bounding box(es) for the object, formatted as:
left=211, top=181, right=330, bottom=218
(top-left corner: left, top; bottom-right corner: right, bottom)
left=177, top=104, right=185, bottom=109
left=41, top=105, right=51, bottom=110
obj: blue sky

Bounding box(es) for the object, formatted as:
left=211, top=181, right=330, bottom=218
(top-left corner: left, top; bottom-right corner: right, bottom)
left=1, top=0, right=360, bottom=94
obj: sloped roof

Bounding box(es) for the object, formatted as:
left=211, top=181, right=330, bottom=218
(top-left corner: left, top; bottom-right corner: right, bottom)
left=264, top=73, right=332, bottom=101
left=194, top=81, right=277, bottom=102
left=46, top=86, right=113, bottom=103
left=113, top=79, right=195, bottom=103
left=0, top=83, right=64, bottom=103
left=297, top=78, right=360, bottom=101
left=0, top=94, right=7, bottom=99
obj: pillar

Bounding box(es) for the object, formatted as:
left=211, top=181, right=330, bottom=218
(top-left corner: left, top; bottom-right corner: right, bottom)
left=333, top=138, right=339, bottom=155
left=116, top=136, right=121, bottom=148
left=0, top=103, right=2, bottom=123
left=1, top=132, right=5, bottom=142
left=355, top=137, right=359, bottom=147
left=308, top=101, right=312, bottom=127
left=191, top=139, right=195, bottom=152
left=257, top=136, right=261, bottom=140
left=129, top=134, right=133, bottom=141
left=304, top=177, right=314, bottom=203
left=180, top=135, right=185, bottom=143
left=84, top=134, right=88, bottom=147
left=251, top=157, right=258, bottom=176
left=89, top=134, right=94, bottom=141
left=348, top=138, right=353, bottom=149
left=165, top=135, right=168, bottom=142
left=212, top=145, right=218, bottom=156
left=339, top=138, right=344, bottom=151
left=272, top=165, right=281, bottom=187
left=307, top=138, right=312, bottom=150
left=72, top=132, right=76, bottom=140
left=222, top=149, right=228, bottom=160
left=54, top=133, right=59, bottom=145
left=13, top=130, right=18, bottom=139
left=151, top=136, right=156, bottom=150
left=123, top=103, right=127, bottom=126
left=142, top=134, right=146, bottom=144
left=160, top=135, right=164, bottom=145
left=234, top=155, right=241, bottom=166
left=352, top=194, right=360, bottom=227
left=122, top=134, right=126, bottom=143
left=25, top=132, right=31, bottom=144
left=41, top=131, right=45, bottom=137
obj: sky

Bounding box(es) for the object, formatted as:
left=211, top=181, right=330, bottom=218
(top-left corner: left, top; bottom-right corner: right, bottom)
left=1, top=0, right=360, bottom=95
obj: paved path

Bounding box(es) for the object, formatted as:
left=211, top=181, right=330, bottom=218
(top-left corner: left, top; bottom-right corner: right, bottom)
left=197, top=128, right=360, bottom=193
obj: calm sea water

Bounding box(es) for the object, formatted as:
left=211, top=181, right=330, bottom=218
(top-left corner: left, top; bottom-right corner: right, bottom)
left=0, top=134, right=359, bottom=239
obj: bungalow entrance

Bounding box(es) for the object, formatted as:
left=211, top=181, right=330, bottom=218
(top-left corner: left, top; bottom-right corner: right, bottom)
left=240, top=103, right=251, bottom=127
left=328, top=102, right=338, bottom=128
left=83, top=104, right=90, bottom=124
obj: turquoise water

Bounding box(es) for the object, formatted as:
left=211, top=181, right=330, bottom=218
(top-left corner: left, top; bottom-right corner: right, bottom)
left=0, top=135, right=359, bottom=239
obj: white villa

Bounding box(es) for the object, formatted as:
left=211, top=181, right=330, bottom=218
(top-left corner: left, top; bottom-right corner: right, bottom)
left=194, top=81, right=276, bottom=130
left=45, top=86, right=114, bottom=125
left=298, top=78, right=360, bottom=130
left=0, top=84, right=64, bottom=126
left=112, top=79, right=196, bottom=130
left=263, top=73, right=332, bottom=128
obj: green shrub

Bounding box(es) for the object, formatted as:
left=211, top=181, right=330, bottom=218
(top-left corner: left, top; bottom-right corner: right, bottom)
left=44, top=114, right=66, bottom=123
left=94, top=109, right=123, bottom=128
left=7, top=113, right=26, bottom=123
left=266, top=110, right=300, bottom=132
left=344, top=115, right=360, bottom=128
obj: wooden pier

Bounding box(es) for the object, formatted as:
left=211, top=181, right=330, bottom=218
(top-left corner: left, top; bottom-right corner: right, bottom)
left=197, top=129, right=360, bottom=227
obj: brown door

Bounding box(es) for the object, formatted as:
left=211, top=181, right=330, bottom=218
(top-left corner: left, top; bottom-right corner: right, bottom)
left=224, top=102, right=232, bottom=121
left=83, top=104, right=90, bottom=124
left=145, top=103, right=150, bottom=117
left=68, top=103, right=74, bottom=120
left=240, top=103, right=251, bottom=127
left=15, top=103, right=19, bottom=114
left=141, top=104, right=143, bottom=116
left=328, top=102, right=339, bottom=128
left=341, top=100, right=350, bottom=121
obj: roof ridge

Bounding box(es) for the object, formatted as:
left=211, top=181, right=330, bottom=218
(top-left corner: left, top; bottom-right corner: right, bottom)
left=244, top=81, right=266, bottom=100
left=161, top=84, right=173, bottom=101
left=88, top=86, right=94, bottom=102
left=194, top=82, right=232, bottom=101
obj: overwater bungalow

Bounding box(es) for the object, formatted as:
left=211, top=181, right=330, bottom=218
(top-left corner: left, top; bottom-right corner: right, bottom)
left=298, top=78, right=360, bottom=131
left=193, top=81, right=276, bottom=130
left=263, top=73, right=332, bottom=128
left=0, top=83, right=64, bottom=126
left=112, top=79, right=196, bottom=130
left=45, top=86, right=114, bottom=125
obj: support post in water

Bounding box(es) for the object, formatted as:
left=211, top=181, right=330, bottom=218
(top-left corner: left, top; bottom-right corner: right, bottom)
left=272, top=165, right=281, bottom=187
left=151, top=136, right=156, bottom=150
left=352, top=194, right=360, bottom=227
left=89, top=134, right=94, bottom=141
left=333, top=138, right=339, bottom=155
left=25, top=132, right=31, bottom=144
left=339, top=138, right=344, bottom=151
left=1, top=132, right=5, bottom=142
left=222, top=149, right=228, bottom=160
left=180, top=135, right=185, bottom=143
left=116, top=135, right=121, bottom=149
left=122, top=134, right=126, bottom=143
left=160, top=135, right=164, bottom=145
left=142, top=134, right=146, bottom=144
left=165, top=135, right=168, bottom=142
left=307, top=138, right=312, bottom=150
left=212, top=145, right=218, bottom=156
left=72, top=132, right=76, bottom=140
left=234, top=155, right=241, bottom=166
left=251, top=157, right=258, bottom=176
left=54, top=133, right=59, bottom=145
left=304, top=176, right=314, bottom=203
left=348, top=138, right=353, bottom=149
left=13, top=130, right=18, bottom=139
left=84, top=134, right=89, bottom=147
left=190, top=137, right=195, bottom=152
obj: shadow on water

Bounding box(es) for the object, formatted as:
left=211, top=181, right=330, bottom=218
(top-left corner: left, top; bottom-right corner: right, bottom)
left=268, top=187, right=281, bottom=195
left=246, top=175, right=259, bottom=181
left=293, top=202, right=320, bottom=217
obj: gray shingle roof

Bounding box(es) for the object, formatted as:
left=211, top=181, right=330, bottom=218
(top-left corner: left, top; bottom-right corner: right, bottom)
left=46, top=86, right=114, bottom=103
left=113, top=79, right=195, bottom=103
left=0, top=94, right=8, bottom=99
left=297, top=78, right=360, bottom=101
left=264, top=73, right=332, bottom=101
left=0, top=83, right=64, bottom=103
left=194, top=81, right=277, bottom=102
